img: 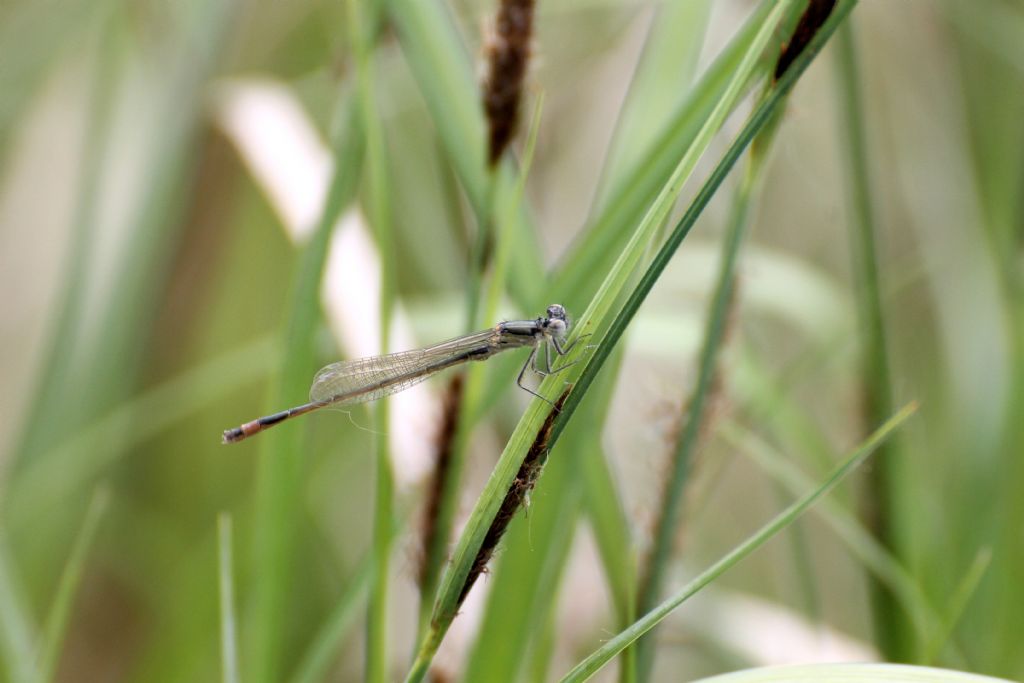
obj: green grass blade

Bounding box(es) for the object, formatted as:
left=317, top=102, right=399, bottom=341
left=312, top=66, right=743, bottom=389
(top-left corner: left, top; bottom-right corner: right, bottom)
left=550, top=0, right=778, bottom=313
left=557, top=403, right=918, bottom=683
left=595, top=0, right=712, bottom=203
left=415, top=97, right=546, bottom=642
left=462, top=353, right=611, bottom=683
left=68, top=0, right=237, bottom=438
left=461, top=454, right=582, bottom=683
left=403, top=5, right=796, bottom=680
left=547, top=0, right=861, bottom=462
left=248, top=80, right=365, bottom=683
left=348, top=1, right=398, bottom=679
left=834, top=19, right=905, bottom=659
left=217, top=514, right=240, bottom=683
left=290, top=557, right=372, bottom=683
left=33, top=487, right=109, bottom=683
left=923, top=548, right=993, bottom=665
left=633, top=142, right=770, bottom=683
left=385, top=0, right=544, bottom=308
left=11, top=0, right=237, bottom=489
left=719, top=420, right=953, bottom=662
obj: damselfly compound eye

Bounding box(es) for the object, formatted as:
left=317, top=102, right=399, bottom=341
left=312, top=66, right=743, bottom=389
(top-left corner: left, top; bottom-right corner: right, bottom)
left=546, top=304, right=566, bottom=320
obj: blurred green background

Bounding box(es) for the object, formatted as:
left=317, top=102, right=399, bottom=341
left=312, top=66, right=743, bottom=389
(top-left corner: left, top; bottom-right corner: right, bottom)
left=1, top=0, right=1023, bottom=681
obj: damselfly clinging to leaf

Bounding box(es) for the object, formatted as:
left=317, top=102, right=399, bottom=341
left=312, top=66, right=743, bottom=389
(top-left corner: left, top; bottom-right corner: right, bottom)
left=222, top=304, right=586, bottom=444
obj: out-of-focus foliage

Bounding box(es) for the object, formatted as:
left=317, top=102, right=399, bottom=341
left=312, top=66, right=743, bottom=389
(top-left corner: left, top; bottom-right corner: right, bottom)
left=1, top=0, right=1022, bottom=681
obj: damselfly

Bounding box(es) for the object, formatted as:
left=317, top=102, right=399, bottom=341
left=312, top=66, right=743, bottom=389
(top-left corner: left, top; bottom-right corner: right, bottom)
left=222, top=304, right=584, bottom=444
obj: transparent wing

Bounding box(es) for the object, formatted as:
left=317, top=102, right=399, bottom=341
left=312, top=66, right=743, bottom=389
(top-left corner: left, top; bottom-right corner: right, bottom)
left=309, top=328, right=503, bottom=405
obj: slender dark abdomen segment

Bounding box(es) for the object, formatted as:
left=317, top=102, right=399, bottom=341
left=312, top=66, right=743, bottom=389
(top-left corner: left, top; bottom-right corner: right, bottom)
left=222, top=403, right=322, bottom=444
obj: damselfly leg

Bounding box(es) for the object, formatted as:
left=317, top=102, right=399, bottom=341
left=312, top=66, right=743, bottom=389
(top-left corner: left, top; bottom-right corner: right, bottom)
left=516, top=334, right=592, bottom=406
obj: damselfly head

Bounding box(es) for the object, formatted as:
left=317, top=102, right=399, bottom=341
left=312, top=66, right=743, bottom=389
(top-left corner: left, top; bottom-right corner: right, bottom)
left=544, top=303, right=568, bottom=337
left=546, top=303, right=566, bottom=320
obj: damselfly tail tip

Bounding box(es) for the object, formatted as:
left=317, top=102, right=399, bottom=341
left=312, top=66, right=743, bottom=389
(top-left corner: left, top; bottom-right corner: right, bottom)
left=222, top=426, right=245, bottom=445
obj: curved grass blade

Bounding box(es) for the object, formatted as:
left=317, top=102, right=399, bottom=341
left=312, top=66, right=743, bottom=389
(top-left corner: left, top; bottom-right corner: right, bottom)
left=546, top=0, right=863, bottom=462
left=557, top=403, right=918, bottom=683
left=403, top=4, right=797, bottom=680
left=719, top=420, right=955, bottom=662
left=633, top=142, right=772, bottom=683
left=923, top=548, right=992, bottom=665
left=550, top=0, right=778, bottom=313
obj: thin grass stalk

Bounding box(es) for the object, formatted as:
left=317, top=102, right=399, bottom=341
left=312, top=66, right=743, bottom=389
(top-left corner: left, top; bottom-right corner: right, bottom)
left=414, top=98, right=546, bottom=644
left=558, top=404, right=917, bottom=683
left=348, top=0, right=398, bottom=679
left=403, top=5, right=797, bottom=680
left=719, top=421, right=964, bottom=663
left=834, top=20, right=905, bottom=659
left=248, top=81, right=365, bottom=683
left=386, top=0, right=545, bottom=308
left=217, top=515, right=240, bottom=683
left=546, top=0, right=862, bottom=476
left=33, top=487, right=109, bottom=683
left=400, top=0, right=788, bottom=419
left=632, top=142, right=769, bottom=683
left=290, top=555, right=372, bottom=683
left=923, top=548, right=992, bottom=665
left=550, top=0, right=778, bottom=312
left=415, top=374, right=464, bottom=639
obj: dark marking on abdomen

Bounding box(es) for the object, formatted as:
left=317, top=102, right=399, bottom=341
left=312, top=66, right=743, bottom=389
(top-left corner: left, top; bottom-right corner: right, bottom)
left=259, top=410, right=291, bottom=427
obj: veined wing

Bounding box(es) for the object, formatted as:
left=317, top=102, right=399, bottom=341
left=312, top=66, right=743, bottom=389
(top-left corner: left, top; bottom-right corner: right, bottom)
left=309, top=328, right=502, bottom=405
